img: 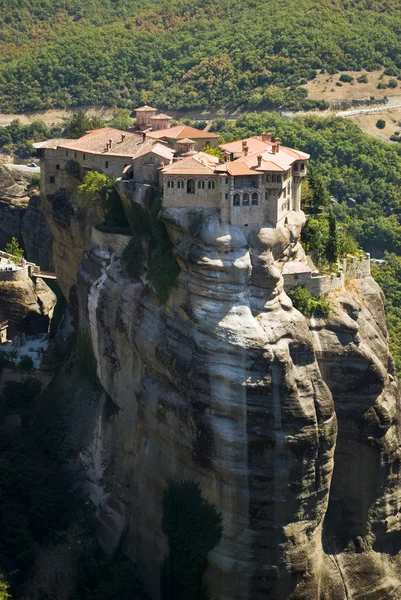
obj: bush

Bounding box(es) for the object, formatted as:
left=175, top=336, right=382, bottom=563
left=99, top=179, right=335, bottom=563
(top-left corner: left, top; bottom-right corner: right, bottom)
left=122, top=236, right=144, bottom=279
left=18, top=355, right=34, bottom=371
left=339, top=74, right=354, bottom=83
left=77, top=171, right=111, bottom=210
left=357, top=74, right=368, bottom=83
left=2, top=377, right=42, bottom=409
left=388, top=78, right=398, bottom=89
left=288, top=286, right=330, bottom=317
left=376, top=119, right=386, bottom=129
left=377, top=81, right=388, bottom=89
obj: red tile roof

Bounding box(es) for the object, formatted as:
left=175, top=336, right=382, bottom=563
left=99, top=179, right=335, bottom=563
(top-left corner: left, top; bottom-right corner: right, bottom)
left=135, top=105, right=157, bottom=111
left=162, top=152, right=218, bottom=175
left=147, top=125, right=218, bottom=141
left=55, top=128, right=160, bottom=158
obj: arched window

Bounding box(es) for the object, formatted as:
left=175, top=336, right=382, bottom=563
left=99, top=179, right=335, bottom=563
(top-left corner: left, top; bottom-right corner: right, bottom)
left=233, top=194, right=240, bottom=206
left=177, top=180, right=184, bottom=189
left=187, top=179, right=195, bottom=194
left=243, top=193, right=249, bottom=206
left=208, top=180, right=215, bottom=190
left=198, top=179, right=205, bottom=189
left=166, top=179, right=174, bottom=189
left=252, top=193, right=259, bottom=206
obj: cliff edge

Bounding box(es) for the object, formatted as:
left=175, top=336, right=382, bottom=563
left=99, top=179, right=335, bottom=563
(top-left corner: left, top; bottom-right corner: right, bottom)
left=43, top=203, right=401, bottom=599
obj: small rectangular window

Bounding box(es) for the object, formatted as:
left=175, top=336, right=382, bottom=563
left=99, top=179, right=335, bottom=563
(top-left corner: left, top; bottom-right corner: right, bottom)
left=277, top=175, right=282, bottom=183
left=208, top=181, right=215, bottom=190
left=266, top=174, right=271, bottom=182
left=66, top=150, right=68, bottom=156
left=225, top=193, right=228, bottom=199
left=74, top=152, right=77, bottom=159
left=225, top=178, right=229, bottom=184
left=49, top=176, right=55, bottom=184
left=272, top=175, right=276, bottom=183
left=301, top=163, right=305, bottom=170
left=83, top=154, right=86, bottom=161
left=105, top=161, right=109, bottom=169
left=56, top=164, right=60, bottom=170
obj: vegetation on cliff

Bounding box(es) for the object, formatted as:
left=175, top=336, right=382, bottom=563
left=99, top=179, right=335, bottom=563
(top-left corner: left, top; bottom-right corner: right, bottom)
left=161, top=481, right=222, bottom=600
left=122, top=197, right=180, bottom=302
left=1, top=1, right=401, bottom=112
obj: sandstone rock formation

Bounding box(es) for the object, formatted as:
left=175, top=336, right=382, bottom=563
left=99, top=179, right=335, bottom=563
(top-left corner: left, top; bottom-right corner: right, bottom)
left=0, top=164, right=53, bottom=269
left=0, top=273, right=56, bottom=335
left=43, top=202, right=401, bottom=599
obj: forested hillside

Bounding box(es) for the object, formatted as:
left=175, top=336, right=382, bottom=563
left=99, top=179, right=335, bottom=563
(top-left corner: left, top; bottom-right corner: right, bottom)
left=1, top=0, right=401, bottom=112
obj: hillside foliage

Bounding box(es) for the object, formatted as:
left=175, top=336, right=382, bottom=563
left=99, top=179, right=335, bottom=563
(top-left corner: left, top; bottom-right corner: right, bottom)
left=1, top=1, right=401, bottom=112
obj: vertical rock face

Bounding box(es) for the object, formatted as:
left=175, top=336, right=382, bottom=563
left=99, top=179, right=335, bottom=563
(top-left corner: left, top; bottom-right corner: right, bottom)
left=0, top=165, right=53, bottom=268
left=61, top=205, right=401, bottom=600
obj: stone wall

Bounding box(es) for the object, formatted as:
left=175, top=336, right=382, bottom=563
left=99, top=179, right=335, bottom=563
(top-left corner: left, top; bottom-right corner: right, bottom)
left=163, top=175, right=219, bottom=208
left=283, top=270, right=344, bottom=295
left=0, top=265, right=29, bottom=282
left=91, top=228, right=132, bottom=254
left=344, top=253, right=371, bottom=279
left=283, top=253, right=371, bottom=296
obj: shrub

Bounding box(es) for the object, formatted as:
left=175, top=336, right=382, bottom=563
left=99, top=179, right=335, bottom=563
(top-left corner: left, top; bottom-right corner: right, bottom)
left=357, top=74, right=368, bottom=83
left=19, top=354, right=34, bottom=371
left=377, top=81, right=388, bottom=89
left=335, top=82, right=343, bottom=87
left=384, top=67, right=399, bottom=77
left=288, top=286, right=330, bottom=317
left=388, top=78, right=398, bottom=89
left=2, top=377, right=42, bottom=409
left=376, top=119, right=386, bottom=129
left=339, top=74, right=354, bottom=83
left=122, top=236, right=144, bottom=279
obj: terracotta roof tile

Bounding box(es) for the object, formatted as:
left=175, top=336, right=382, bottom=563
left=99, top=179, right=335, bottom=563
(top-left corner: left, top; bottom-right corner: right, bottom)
left=148, top=125, right=218, bottom=140
left=135, top=105, right=157, bottom=111
left=162, top=152, right=218, bottom=175
left=56, top=128, right=157, bottom=158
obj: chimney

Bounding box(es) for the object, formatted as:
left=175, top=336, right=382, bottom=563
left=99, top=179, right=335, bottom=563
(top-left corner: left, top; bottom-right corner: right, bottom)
left=142, top=132, right=146, bottom=142
left=242, top=141, right=248, bottom=157
left=261, top=132, right=267, bottom=142
left=257, top=155, right=262, bottom=167
left=105, top=142, right=109, bottom=151
left=274, top=137, right=281, bottom=152
left=272, top=144, right=276, bottom=155
left=109, top=139, right=112, bottom=149
left=121, top=134, right=126, bottom=142
left=267, top=132, right=272, bottom=142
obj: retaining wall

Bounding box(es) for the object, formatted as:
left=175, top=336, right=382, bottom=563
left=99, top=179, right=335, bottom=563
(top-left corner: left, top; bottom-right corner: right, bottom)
left=0, top=266, right=29, bottom=282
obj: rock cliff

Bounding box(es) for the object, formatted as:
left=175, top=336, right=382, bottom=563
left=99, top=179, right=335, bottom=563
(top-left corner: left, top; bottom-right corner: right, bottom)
left=44, top=202, right=401, bottom=599
left=0, top=164, right=53, bottom=269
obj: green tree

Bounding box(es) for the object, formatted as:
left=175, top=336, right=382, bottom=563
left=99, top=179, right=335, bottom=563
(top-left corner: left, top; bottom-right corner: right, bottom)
left=109, top=108, right=133, bottom=130
left=77, top=172, right=111, bottom=210
left=161, top=482, right=222, bottom=600
left=326, top=207, right=339, bottom=264
left=4, top=237, right=24, bottom=264
left=376, top=119, right=386, bottom=129
left=0, top=573, right=10, bottom=600
left=64, top=112, right=105, bottom=139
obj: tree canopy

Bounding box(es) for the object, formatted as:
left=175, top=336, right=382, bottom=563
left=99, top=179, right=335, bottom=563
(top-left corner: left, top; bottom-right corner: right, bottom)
left=1, top=1, right=401, bottom=112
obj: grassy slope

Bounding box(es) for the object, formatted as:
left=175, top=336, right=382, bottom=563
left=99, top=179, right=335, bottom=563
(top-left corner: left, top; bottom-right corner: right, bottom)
left=1, top=0, right=401, bottom=112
